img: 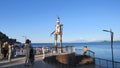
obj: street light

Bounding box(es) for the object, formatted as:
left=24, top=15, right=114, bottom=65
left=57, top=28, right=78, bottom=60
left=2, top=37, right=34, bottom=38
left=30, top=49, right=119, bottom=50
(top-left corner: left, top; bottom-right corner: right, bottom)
left=103, top=29, right=114, bottom=68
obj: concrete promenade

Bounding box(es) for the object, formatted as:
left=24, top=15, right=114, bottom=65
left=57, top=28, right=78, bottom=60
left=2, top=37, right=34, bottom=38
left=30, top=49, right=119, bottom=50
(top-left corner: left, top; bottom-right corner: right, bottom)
left=0, top=55, right=103, bottom=68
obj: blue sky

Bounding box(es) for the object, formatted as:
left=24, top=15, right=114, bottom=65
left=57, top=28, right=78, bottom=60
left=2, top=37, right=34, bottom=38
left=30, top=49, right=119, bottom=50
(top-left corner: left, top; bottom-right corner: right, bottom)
left=0, top=0, right=120, bottom=43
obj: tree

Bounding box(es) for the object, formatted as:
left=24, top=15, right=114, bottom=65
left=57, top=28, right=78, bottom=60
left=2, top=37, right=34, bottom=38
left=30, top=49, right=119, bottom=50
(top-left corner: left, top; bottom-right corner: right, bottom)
left=0, top=31, right=19, bottom=44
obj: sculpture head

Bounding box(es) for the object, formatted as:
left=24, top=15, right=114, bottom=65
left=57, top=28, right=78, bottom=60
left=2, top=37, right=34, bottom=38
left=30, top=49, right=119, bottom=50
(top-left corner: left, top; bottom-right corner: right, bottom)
left=57, top=17, right=60, bottom=24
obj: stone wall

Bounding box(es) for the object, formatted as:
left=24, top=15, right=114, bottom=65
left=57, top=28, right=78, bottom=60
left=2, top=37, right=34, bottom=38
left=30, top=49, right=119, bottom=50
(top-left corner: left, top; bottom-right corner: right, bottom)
left=56, top=53, right=75, bottom=65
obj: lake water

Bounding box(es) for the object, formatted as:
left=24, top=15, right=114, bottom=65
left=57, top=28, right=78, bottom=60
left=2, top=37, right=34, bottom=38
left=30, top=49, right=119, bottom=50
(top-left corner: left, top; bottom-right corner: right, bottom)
left=32, top=42, right=120, bottom=62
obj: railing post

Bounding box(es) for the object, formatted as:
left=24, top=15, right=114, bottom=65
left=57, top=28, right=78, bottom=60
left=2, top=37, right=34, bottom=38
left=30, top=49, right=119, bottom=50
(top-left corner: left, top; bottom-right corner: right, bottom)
left=88, top=51, right=90, bottom=56
left=99, top=59, right=101, bottom=68
left=115, top=62, right=117, bottom=68
left=106, top=60, right=108, bottom=68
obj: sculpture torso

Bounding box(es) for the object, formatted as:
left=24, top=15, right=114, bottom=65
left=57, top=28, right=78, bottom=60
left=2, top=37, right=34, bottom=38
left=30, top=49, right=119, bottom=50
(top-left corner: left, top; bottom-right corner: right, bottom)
left=55, top=23, right=63, bottom=35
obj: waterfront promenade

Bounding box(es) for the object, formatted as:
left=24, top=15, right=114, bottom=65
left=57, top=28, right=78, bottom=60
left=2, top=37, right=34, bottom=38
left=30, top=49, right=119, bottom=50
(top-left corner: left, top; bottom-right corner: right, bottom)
left=0, top=55, right=103, bottom=68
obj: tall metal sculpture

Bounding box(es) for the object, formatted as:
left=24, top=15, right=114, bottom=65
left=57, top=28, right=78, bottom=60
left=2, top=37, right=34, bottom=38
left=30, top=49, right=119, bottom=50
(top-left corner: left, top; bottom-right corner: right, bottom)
left=51, top=17, right=63, bottom=53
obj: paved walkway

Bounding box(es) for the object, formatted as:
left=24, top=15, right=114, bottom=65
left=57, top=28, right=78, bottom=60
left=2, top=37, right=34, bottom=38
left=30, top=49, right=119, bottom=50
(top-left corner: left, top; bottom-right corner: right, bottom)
left=0, top=55, right=103, bottom=68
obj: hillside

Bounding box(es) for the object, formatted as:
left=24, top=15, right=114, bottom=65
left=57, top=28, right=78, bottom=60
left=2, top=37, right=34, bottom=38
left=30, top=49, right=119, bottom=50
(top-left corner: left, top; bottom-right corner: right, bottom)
left=0, top=32, right=18, bottom=44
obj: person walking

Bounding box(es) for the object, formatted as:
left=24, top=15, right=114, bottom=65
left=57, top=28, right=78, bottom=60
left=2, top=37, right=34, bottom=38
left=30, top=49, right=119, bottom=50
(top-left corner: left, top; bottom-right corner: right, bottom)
left=8, top=43, right=12, bottom=62
left=24, top=39, right=31, bottom=66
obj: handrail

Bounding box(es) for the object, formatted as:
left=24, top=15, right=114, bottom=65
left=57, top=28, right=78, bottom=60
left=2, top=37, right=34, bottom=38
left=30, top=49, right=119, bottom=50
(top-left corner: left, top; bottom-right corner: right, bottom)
left=27, top=46, right=120, bottom=68
left=18, top=46, right=120, bottom=68
left=75, top=49, right=120, bottom=68
left=88, top=50, right=95, bottom=54
left=33, top=46, right=75, bottom=55
left=95, top=57, right=120, bottom=68
left=95, top=57, right=120, bottom=63
left=75, top=49, right=95, bottom=58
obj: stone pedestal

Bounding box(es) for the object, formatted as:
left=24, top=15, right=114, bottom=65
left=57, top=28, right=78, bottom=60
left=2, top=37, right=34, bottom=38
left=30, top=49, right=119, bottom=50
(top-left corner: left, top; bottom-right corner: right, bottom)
left=56, top=53, right=75, bottom=64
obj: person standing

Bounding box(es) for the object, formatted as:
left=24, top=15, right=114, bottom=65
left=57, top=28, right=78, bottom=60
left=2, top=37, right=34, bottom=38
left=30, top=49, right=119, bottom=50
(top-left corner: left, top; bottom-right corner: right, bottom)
left=83, top=46, right=88, bottom=55
left=0, top=41, right=1, bottom=55
left=11, top=45, right=15, bottom=58
left=29, top=47, right=35, bottom=66
left=8, top=43, right=12, bottom=62
left=2, top=42, right=8, bottom=58
left=42, top=47, right=45, bottom=59
left=24, top=39, right=31, bottom=66
left=0, top=41, right=2, bottom=59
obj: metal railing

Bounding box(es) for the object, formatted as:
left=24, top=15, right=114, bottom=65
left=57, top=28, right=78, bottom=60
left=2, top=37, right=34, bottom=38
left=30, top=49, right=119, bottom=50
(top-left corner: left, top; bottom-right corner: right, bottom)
left=4, top=45, right=120, bottom=68
left=33, top=46, right=75, bottom=55
left=95, top=57, right=120, bottom=68
left=75, top=49, right=95, bottom=58
left=75, top=48, right=120, bottom=68
left=43, top=48, right=95, bottom=68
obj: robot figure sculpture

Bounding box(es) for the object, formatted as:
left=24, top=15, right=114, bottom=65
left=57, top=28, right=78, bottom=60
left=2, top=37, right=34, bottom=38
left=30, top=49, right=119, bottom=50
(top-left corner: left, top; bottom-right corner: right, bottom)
left=51, top=17, right=63, bottom=53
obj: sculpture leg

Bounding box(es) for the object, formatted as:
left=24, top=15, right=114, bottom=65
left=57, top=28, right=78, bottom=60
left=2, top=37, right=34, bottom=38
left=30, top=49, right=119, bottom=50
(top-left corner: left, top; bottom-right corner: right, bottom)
left=60, top=34, right=63, bottom=53
left=54, top=34, right=58, bottom=52
left=54, top=34, right=58, bottom=47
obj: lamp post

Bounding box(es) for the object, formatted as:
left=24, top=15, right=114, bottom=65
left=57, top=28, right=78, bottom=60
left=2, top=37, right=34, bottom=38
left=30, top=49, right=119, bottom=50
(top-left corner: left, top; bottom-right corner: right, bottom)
left=103, top=29, right=114, bottom=68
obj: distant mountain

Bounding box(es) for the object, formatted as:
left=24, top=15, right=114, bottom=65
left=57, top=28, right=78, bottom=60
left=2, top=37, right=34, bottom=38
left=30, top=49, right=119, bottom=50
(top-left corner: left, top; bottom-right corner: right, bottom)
left=68, top=39, right=120, bottom=43
left=68, top=39, right=88, bottom=43
left=100, top=40, right=120, bottom=42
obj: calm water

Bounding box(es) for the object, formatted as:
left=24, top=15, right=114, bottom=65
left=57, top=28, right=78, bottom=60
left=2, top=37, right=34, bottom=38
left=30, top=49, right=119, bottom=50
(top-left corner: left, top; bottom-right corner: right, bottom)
left=32, top=42, right=120, bottom=62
